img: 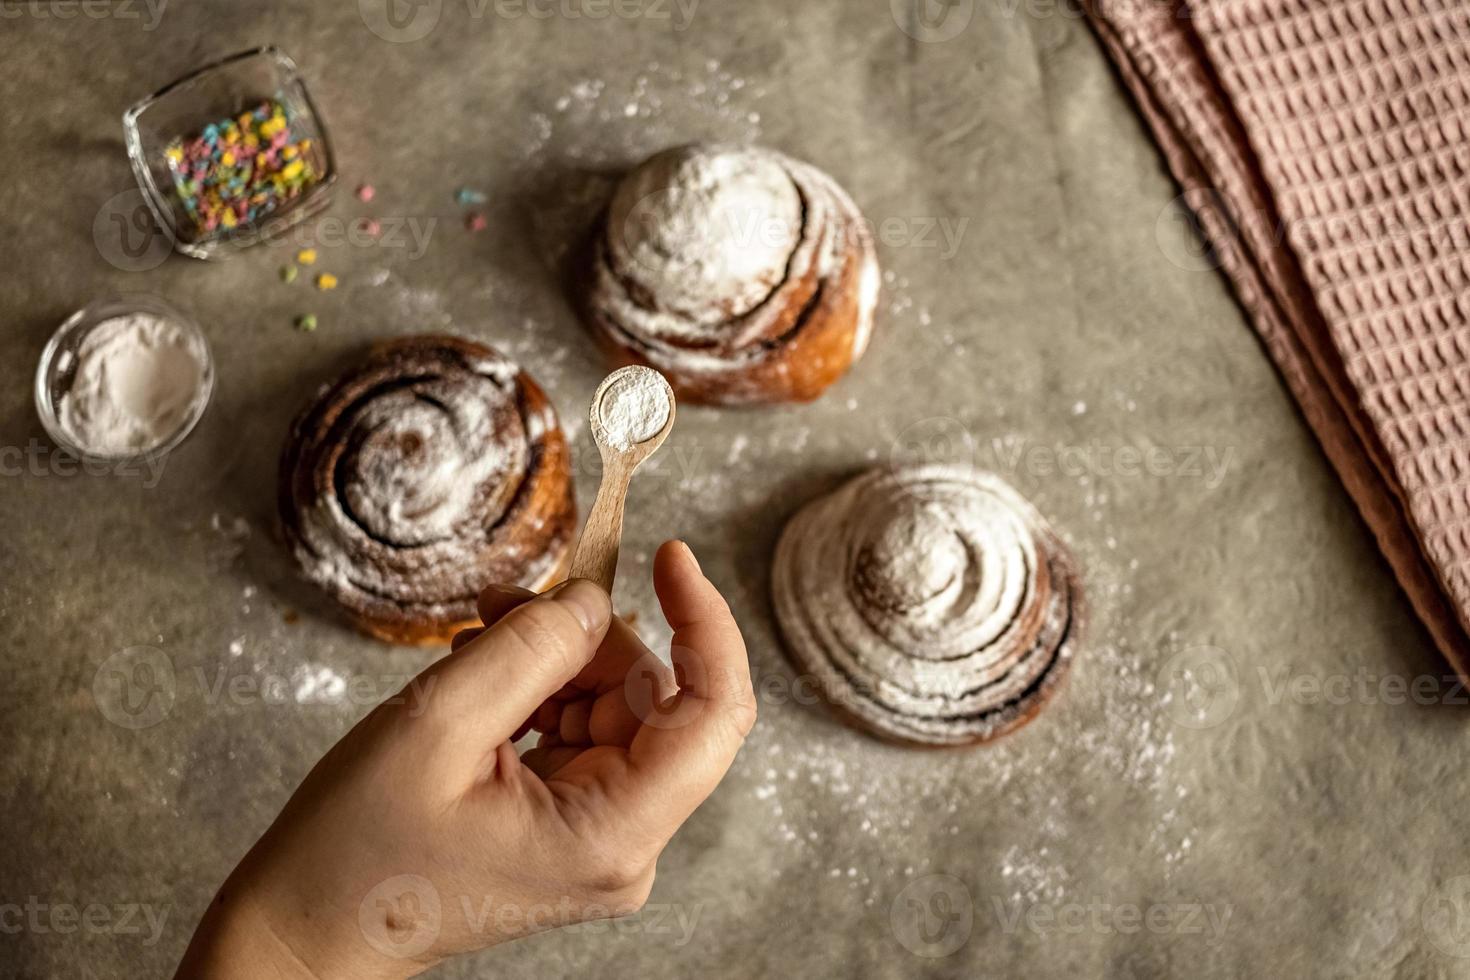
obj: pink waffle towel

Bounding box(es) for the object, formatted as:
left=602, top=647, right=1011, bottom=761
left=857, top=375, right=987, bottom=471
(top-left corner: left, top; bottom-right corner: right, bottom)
left=1084, top=0, right=1470, bottom=677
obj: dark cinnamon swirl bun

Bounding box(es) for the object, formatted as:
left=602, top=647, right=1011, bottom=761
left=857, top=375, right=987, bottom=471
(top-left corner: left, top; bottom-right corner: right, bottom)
left=583, top=143, right=881, bottom=405
left=772, top=465, right=1084, bottom=747
left=278, top=335, right=576, bottom=645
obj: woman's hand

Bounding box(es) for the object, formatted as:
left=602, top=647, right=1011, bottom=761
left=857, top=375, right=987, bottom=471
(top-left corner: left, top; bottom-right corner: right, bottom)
left=176, top=540, right=755, bottom=979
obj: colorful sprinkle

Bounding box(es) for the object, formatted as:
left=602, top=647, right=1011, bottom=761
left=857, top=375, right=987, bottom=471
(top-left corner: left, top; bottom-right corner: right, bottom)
left=296, top=249, right=318, bottom=265
left=455, top=187, right=487, bottom=206
left=356, top=184, right=375, bottom=202
left=465, top=212, right=488, bottom=232
left=163, top=98, right=320, bottom=241
left=358, top=218, right=382, bottom=237
left=281, top=266, right=299, bottom=284
left=316, top=273, right=339, bottom=291
left=295, top=314, right=318, bottom=332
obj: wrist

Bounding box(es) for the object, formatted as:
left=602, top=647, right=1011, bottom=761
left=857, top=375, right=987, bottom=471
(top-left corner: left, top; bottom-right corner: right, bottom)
left=177, top=867, right=431, bottom=980
left=175, top=875, right=321, bottom=980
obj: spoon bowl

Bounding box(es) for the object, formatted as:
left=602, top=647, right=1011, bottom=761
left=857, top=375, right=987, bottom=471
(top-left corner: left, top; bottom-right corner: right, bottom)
left=567, top=366, right=677, bottom=592
left=587, top=365, right=676, bottom=464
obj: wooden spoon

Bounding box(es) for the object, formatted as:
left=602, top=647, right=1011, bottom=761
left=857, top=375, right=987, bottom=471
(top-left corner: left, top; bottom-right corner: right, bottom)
left=566, top=366, right=677, bottom=593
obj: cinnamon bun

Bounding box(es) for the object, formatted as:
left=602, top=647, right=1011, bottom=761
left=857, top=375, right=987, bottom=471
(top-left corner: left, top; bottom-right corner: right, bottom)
left=278, top=335, right=576, bottom=645
left=583, top=143, right=881, bottom=405
left=771, top=465, right=1084, bottom=747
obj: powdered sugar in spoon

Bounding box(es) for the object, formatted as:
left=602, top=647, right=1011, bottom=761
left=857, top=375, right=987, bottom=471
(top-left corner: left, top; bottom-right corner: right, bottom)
left=567, top=366, right=676, bottom=593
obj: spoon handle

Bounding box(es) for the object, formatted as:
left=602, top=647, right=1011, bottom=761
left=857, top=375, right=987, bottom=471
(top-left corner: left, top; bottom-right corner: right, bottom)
left=567, top=456, right=634, bottom=594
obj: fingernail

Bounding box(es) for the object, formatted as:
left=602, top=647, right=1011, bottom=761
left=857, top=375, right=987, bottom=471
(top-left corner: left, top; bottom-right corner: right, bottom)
left=679, top=540, right=701, bottom=573
left=548, top=579, right=610, bottom=632
left=482, top=583, right=521, bottom=598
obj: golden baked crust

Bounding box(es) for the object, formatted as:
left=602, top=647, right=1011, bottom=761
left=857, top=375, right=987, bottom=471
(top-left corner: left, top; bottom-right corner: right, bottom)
left=582, top=143, right=880, bottom=406
left=278, top=335, right=576, bottom=646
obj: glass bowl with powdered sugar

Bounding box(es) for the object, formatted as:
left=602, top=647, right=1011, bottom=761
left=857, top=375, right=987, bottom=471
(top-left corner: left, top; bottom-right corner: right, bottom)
left=35, top=295, right=214, bottom=465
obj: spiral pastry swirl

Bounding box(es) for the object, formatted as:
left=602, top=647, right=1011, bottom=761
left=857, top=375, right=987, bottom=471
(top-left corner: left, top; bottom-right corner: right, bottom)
left=279, top=335, right=576, bottom=645
left=584, top=143, right=881, bottom=405
left=772, top=465, right=1084, bottom=746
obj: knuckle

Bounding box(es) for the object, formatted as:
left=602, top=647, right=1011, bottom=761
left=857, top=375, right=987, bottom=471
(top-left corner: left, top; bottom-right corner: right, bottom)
left=577, top=846, right=650, bottom=899
left=477, top=583, right=533, bottom=623
left=728, top=694, right=758, bottom=738
left=501, top=602, right=582, bottom=674
left=614, top=872, right=655, bottom=914
left=550, top=782, right=601, bottom=837
left=702, top=664, right=757, bottom=738
left=696, top=587, right=733, bottom=622
left=551, top=788, right=645, bottom=899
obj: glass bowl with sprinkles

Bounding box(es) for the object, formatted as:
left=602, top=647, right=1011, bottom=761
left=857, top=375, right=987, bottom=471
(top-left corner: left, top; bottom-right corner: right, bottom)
left=124, top=46, right=338, bottom=260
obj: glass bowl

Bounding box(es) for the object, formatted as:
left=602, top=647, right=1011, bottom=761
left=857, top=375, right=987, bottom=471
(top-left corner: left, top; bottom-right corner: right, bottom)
left=35, top=295, right=215, bottom=464
left=124, top=46, right=338, bottom=260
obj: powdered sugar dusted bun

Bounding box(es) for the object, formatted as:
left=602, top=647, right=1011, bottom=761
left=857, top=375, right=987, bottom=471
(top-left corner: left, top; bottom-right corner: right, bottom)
left=772, top=465, right=1084, bottom=747
left=585, top=143, right=880, bottom=405
left=279, top=335, right=576, bottom=646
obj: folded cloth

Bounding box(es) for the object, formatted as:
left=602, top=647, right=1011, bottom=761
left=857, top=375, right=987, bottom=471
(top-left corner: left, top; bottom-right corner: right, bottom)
left=1083, top=0, right=1470, bottom=679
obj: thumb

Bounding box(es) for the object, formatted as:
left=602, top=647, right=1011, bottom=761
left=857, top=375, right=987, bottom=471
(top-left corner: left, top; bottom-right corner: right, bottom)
left=423, top=579, right=611, bottom=760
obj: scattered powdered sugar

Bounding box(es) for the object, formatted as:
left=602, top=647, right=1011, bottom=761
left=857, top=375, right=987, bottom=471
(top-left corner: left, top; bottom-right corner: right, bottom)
left=206, top=512, right=252, bottom=569
left=597, top=367, right=672, bottom=450
left=704, top=428, right=1198, bottom=904
left=388, top=285, right=455, bottom=330
left=733, top=623, right=1187, bottom=902
left=210, top=513, right=250, bottom=539
left=882, top=269, right=916, bottom=321
left=999, top=843, right=1071, bottom=906
left=494, top=317, right=580, bottom=420
left=514, top=61, right=768, bottom=278
left=292, top=663, right=349, bottom=704
left=530, top=61, right=765, bottom=164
